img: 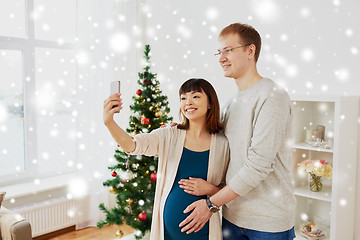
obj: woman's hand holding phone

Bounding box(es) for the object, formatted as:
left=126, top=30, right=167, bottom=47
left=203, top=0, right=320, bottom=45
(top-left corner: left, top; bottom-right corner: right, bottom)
left=103, top=80, right=135, bottom=153
left=103, top=93, right=123, bottom=125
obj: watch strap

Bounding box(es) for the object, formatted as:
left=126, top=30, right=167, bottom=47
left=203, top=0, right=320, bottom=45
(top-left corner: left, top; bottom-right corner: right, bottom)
left=206, top=198, right=220, bottom=213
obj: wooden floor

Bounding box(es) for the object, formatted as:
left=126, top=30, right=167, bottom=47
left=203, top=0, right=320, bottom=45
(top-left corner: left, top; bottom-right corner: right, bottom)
left=47, top=224, right=134, bottom=240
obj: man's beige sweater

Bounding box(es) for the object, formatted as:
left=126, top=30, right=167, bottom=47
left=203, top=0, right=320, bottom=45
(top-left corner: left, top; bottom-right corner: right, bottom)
left=222, top=78, right=296, bottom=232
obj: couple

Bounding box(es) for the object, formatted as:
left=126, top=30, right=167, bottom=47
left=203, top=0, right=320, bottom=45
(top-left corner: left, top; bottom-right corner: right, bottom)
left=103, top=23, right=296, bottom=240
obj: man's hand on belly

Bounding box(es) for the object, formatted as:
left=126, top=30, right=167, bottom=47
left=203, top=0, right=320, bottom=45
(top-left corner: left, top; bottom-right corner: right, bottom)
left=179, top=199, right=212, bottom=234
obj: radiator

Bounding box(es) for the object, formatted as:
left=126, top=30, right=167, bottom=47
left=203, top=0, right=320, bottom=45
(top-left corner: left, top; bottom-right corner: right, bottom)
left=12, top=197, right=75, bottom=237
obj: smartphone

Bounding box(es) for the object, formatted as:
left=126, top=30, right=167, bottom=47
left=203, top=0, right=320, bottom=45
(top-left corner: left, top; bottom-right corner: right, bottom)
left=110, top=81, right=121, bottom=112
left=110, top=80, right=121, bottom=95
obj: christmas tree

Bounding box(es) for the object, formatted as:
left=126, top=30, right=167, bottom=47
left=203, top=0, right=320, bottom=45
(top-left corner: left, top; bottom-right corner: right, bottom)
left=97, top=45, right=173, bottom=239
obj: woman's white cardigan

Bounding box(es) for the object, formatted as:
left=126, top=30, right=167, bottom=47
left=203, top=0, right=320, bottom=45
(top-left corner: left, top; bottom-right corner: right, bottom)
left=130, top=126, right=229, bottom=240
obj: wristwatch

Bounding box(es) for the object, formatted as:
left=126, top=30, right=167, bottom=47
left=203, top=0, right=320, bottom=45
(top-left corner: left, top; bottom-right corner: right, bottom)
left=206, top=198, right=220, bottom=213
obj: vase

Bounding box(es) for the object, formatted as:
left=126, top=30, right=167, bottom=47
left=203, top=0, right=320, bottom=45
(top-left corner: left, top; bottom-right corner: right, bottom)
left=309, top=173, right=322, bottom=192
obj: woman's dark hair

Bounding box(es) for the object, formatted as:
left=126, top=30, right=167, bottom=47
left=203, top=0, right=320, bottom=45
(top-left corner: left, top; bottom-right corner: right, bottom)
left=177, top=78, right=223, bottom=134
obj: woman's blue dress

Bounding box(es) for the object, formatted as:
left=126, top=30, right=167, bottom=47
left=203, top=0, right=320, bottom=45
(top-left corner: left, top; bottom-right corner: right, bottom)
left=163, top=147, right=210, bottom=240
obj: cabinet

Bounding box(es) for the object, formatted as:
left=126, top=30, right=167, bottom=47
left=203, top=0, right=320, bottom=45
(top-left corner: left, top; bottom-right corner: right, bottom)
left=290, top=95, right=359, bottom=240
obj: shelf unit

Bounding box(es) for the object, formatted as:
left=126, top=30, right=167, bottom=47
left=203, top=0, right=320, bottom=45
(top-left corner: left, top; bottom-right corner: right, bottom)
left=290, top=95, right=359, bottom=240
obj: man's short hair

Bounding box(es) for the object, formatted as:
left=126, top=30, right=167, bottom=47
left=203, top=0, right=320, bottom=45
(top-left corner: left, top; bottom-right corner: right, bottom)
left=219, top=23, right=262, bottom=62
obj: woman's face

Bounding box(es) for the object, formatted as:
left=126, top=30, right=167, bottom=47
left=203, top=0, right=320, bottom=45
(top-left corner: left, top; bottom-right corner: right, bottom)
left=180, top=90, right=209, bottom=123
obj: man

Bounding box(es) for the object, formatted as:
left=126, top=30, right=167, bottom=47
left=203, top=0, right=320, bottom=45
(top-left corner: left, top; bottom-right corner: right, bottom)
left=179, top=23, right=296, bottom=239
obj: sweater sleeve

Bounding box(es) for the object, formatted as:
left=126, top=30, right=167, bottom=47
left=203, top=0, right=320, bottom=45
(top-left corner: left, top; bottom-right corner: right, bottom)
left=128, top=128, right=166, bottom=157
left=229, top=91, right=292, bottom=196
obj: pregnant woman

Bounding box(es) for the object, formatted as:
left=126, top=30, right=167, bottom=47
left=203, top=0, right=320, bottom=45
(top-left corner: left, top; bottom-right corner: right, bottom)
left=103, top=78, right=229, bottom=240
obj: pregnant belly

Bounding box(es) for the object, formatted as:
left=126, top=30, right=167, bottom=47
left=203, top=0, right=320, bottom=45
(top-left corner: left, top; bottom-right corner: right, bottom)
left=163, top=186, right=209, bottom=239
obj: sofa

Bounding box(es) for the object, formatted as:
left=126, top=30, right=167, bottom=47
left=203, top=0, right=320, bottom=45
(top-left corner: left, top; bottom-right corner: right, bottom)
left=0, top=192, right=32, bottom=240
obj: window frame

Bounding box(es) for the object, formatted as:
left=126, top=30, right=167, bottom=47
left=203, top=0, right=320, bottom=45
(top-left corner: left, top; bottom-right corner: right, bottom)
left=0, top=0, right=78, bottom=186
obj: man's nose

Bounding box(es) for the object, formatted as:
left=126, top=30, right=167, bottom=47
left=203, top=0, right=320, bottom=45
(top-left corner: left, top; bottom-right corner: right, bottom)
left=219, top=54, right=227, bottom=64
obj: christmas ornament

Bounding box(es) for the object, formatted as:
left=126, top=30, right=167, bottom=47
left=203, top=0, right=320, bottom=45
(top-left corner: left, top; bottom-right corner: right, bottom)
left=139, top=199, right=145, bottom=206
left=150, top=172, right=157, bottom=182
left=109, top=186, right=117, bottom=194
left=155, top=110, right=163, bottom=117
left=136, top=89, right=142, bottom=95
left=138, top=212, right=147, bottom=221
left=122, top=170, right=133, bottom=182
left=144, top=78, right=150, bottom=85
left=126, top=158, right=130, bottom=169
left=141, top=117, right=150, bottom=125
left=116, top=230, right=124, bottom=238
left=112, top=171, right=117, bottom=177
left=132, top=163, right=139, bottom=171
left=126, top=199, right=133, bottom=214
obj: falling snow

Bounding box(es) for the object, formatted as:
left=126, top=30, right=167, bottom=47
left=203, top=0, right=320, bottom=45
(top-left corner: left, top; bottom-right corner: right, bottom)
left=1, top=1, right=360, bottom=233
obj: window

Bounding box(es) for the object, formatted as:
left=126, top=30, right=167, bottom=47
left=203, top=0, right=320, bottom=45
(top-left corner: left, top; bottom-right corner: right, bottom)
left=0, top=50, right=25, bottom=176
left=0, top=0, right=77, bottom=183
left=35, top=47, right=77, bottom=174
left=0, top=0, right=26, bottom=38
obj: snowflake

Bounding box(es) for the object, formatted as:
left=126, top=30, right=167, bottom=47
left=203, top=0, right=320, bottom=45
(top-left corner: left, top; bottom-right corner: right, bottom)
left=76, top=51, right=89, bottom=65
left=177, top=24, right=192, bottom=39
left=286, top=65, right=298, bottom=77
left=345, top=28, right=353, bottom=37
left=305, top=81, right=313, bottom=89
left=68, top=178, right=88, bottom=198
left=333, top=0, right=341, bottom=6
left=251, top=0, right=280, bottom=23
left=280, top=34, right=288, bottom=42
left=300, top=8, right=310, bottom=18
left=321, top=84, right=329, bottom=92
left=301, top=48, right=314, bottom=61
left=109, top=32, right=130, bottom=53
left=339, top=198, right=347, bottom=206
left=206, top=7, right=219, bottom=20
left=300, top=212, right=309, bottom=221
left=34, top=179, right=40, bottom=185
left=334, top=68, right=349, bottom=82
left=350, top=47, right=359, bottom=55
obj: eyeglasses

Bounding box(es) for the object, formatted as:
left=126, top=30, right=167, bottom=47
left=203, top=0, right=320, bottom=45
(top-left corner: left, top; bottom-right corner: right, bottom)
left=214, top=44, right=251, bottom=56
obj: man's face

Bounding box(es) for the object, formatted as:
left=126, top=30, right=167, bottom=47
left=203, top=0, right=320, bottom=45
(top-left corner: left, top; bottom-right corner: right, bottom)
left=218, top=33, right=250, bottom=80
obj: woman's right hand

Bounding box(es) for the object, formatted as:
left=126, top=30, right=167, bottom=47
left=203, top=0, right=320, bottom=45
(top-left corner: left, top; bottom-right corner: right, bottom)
left=103, top=93, right=123, bottom=125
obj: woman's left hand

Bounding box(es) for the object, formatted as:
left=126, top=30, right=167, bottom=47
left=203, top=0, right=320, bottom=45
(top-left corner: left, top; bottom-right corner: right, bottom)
left=178, top=177, right=218, bottom=196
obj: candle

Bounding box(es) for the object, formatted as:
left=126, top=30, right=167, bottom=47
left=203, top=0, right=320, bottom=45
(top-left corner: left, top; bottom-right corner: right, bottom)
left=316, top=125, right=325, bottom=140
left=305, top=129, right=313, bottom=142
left=312, top=129, right=321, bottom=140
